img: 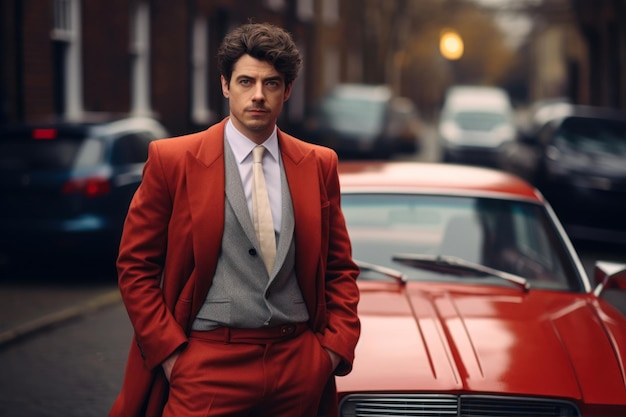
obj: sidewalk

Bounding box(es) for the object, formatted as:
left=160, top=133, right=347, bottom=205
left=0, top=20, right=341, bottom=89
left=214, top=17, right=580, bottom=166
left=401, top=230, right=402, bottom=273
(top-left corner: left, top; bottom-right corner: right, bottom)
left=0, top=282, right=121, bottom=347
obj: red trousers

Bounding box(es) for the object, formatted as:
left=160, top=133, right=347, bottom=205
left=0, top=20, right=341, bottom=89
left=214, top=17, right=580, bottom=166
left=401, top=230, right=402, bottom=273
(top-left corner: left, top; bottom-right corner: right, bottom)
left=162, top=325, right=335, bottom=417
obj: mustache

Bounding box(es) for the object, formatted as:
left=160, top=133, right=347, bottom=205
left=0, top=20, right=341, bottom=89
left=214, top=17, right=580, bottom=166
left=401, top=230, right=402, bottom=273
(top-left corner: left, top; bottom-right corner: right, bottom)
left=246, top=105, right=270, bottom=112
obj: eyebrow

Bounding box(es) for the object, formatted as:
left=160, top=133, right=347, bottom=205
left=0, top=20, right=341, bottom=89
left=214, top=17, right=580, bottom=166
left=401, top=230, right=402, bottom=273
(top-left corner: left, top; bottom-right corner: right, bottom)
left=235, top=74, right=284, bottom=83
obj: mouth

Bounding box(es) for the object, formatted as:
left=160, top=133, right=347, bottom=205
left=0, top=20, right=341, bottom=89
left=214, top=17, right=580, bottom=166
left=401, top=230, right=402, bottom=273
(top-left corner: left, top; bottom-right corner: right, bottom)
left=247, top=107, right=269, bottom=115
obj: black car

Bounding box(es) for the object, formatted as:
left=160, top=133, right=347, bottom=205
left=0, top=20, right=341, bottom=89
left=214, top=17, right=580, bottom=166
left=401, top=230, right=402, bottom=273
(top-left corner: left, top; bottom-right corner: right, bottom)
left=0, top=115, right=169, bottom=263
left=498, top=104, right=626, bottom=244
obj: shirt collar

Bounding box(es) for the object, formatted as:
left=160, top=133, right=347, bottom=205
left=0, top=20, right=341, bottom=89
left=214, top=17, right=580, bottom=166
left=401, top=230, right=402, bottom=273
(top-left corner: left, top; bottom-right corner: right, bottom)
left=225, top=119, right=279, bottom=164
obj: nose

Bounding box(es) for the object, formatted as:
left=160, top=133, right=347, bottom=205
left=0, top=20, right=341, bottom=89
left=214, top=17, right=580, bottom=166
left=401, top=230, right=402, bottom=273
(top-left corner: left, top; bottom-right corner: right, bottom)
left=251, top=81, right=265, bottom=102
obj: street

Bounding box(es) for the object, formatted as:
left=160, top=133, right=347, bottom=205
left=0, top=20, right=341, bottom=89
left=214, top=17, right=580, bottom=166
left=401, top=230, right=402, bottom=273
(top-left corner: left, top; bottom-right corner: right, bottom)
left=0, top=301, right=131, bottom=417
left=1, top=129, right=625, bottom=416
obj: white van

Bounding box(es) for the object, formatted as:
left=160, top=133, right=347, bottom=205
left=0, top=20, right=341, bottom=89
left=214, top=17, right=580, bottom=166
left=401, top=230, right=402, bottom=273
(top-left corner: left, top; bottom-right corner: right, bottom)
left=437, top=85, right=516, bottom=166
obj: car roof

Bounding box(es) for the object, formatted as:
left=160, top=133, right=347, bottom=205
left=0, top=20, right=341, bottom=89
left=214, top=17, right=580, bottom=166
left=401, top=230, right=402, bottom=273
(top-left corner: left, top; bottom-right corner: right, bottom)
left=0, top=114, right=168, bottom=141
left=338, top=161, right=543, bottom=202
left=529, top=101, right=573, bottom=127
left=539, top=104, right=626, bottom=125
left=443, top=85, right=512, bottom=112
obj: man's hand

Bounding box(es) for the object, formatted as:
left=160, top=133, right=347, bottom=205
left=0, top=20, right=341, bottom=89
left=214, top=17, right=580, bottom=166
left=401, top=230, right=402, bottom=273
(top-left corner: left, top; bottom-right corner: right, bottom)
left=162, top=351, right=181, bottom=382
left=325, top=348, right=341, bottom=371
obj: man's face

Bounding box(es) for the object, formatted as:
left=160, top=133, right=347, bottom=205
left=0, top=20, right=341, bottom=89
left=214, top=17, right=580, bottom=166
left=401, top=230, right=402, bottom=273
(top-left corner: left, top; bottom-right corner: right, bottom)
left=221, top=54, right=292, bottom=144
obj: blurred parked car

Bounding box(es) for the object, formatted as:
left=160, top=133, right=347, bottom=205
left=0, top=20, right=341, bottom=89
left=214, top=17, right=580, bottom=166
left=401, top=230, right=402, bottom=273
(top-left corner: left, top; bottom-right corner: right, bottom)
left=438, top=85, right=516, bottom=166
left=524, top=97, right=572, bottom=135
left=302, top=83, right=422, bottom=158
left=499, top=104, right=626, bottom=244
left=336, top=161, right=626, bottom=417
left=0, top=115, right=169, bottom=263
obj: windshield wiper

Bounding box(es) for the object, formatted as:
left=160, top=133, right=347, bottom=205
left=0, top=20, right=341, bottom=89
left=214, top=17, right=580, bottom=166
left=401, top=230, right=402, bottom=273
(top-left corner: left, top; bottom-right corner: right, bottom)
left=391, top=253, right=530, bottom=292
left=355, top=259, right=407, bottom=285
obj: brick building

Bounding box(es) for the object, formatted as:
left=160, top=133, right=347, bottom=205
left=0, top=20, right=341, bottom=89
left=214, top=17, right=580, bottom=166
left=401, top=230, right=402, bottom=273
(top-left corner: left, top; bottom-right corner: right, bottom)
left=0, top=0, right=355, bottom=136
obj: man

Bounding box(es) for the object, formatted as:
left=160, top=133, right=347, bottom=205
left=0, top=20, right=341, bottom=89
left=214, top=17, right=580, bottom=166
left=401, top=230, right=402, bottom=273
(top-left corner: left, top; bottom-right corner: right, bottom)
left=109, top=22, right=360, bottom=417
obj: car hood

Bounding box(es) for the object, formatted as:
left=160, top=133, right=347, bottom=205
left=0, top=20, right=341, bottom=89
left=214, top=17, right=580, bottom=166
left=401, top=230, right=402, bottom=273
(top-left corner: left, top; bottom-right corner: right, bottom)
left=338, top=281, right=626, bottom=405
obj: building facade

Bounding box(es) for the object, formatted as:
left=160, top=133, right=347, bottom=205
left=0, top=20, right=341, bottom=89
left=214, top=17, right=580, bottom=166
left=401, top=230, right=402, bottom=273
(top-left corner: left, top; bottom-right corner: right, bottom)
left=0, top=0, right=358, bottom=136
left=1, top=0, right=624, bottom=137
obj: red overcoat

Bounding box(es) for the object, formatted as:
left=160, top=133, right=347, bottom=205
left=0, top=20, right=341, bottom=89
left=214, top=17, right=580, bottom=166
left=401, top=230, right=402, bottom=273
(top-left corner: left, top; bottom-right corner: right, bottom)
left=109, top=118, right=360, bottom=417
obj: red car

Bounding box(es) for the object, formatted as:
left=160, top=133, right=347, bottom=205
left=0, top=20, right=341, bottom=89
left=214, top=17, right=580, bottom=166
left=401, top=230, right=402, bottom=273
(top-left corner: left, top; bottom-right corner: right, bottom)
left=336, top=161, right=626, bottom=417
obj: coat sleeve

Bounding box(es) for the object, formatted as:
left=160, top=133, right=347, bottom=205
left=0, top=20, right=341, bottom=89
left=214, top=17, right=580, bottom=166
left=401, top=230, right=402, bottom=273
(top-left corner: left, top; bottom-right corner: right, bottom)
left=315, top=149, right=361, bottom=376
left=116, top=141, right=188, bottom=370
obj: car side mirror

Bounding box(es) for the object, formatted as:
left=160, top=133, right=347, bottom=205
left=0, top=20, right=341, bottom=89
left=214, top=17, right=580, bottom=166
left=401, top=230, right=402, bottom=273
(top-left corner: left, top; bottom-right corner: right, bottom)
left=594, top=261, right=626, bottom=292
left=594, top=261, right=626, bottom=317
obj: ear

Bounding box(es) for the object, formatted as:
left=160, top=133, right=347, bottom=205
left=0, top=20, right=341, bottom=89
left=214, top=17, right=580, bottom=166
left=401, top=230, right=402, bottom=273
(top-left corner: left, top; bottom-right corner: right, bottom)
left=221, top=75, right=230, bottom=98
left=283, top=82, right=293, bottom=102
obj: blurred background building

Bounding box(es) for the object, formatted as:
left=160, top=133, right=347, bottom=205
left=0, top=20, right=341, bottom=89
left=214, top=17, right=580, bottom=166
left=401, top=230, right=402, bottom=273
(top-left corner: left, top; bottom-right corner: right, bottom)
left=1, top=0, right=625, bottom=136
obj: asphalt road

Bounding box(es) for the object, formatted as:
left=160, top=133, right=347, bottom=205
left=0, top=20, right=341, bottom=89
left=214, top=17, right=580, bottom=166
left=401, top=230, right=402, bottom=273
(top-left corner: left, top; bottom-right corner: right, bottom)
left=0, top=259, right=120, bottom=345
left=0, top=301, right=131, bottom=417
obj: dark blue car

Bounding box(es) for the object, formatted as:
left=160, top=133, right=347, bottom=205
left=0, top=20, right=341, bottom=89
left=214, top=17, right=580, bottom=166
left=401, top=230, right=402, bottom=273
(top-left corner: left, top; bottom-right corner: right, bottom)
left=0, top=116, right=168, bottom=264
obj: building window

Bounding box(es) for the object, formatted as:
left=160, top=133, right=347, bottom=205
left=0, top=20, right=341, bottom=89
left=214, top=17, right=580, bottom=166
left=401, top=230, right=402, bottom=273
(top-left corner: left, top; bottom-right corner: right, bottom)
left=191, top=16, right=212, bottom=124
left=297, top=0, right=314, bottom=21
left=51, top=0, right=83, bottom=120
left=53, top=0, right=73, bottom=38
left=130, top=1, right=151, bottom=116
left=264, top=0, right=286, bottom=13
left=322, top=0, right=339, bottom=25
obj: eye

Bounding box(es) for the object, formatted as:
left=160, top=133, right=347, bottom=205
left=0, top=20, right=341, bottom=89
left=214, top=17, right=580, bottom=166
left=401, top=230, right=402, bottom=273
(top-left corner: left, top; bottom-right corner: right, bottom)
left=240, top=79, right=251, bottom=86
left=267, top=80, right=279, bottom=88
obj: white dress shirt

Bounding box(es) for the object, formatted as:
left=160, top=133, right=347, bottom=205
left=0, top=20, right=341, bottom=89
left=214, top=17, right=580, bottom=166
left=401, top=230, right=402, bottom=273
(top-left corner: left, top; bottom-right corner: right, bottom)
left=225, top=120, right=282, bottom=238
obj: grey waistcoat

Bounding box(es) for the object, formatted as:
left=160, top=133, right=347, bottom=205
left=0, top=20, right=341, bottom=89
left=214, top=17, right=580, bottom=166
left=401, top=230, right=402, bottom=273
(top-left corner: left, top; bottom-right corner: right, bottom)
left=191, top=139, right=309, bottom=330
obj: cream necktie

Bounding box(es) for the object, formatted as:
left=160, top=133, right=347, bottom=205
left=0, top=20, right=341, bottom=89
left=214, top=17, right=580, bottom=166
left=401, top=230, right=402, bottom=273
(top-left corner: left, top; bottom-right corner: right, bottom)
left=252, top=145, right=276, bottom=274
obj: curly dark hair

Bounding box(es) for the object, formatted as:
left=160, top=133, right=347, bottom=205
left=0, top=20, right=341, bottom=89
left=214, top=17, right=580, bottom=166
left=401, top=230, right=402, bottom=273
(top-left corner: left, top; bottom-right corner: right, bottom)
left=217, top=22, right=302, bottom=86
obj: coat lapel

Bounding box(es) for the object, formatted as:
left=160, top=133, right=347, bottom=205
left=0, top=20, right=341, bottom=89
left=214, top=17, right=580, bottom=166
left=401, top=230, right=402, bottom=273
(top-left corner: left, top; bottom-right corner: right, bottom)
left=271, top=163, right=294, bottom=276
left=223, top=138, right=257, bottom=245
left=185, top=122, right=227, bottom=316
left=279, top=131, right=323, bottom=307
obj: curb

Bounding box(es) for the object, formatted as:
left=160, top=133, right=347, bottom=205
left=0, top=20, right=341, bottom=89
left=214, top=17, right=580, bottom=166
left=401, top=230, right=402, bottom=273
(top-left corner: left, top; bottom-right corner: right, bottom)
left=0, top=289, right=122, bottom=347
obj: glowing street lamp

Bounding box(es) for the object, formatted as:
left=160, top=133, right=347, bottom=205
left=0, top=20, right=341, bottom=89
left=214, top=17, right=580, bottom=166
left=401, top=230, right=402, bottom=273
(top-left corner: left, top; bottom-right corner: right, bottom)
left=440, top=30, right=464, bottom=60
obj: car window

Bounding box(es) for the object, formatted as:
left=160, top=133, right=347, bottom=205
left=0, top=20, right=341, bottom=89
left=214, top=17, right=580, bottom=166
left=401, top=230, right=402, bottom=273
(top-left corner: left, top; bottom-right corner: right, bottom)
left=110, top=132, right=152, bottom=165
left=342, top=193, right=582, bottom=291
left=452, top=111, right=510, bottom=130
left=509, top=203, right=569, bottom=281
left=554, top=116, right=626, bottom=155
left=73, top=138, right=105, bottom=169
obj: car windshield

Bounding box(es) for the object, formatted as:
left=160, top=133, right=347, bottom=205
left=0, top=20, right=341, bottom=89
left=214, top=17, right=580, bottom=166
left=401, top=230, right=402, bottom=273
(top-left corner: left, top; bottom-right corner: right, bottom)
left=0, top=137, right=103, bottom=172
left=554, top=116, right=626, bottom=156
left=451, top=111, right=510, bottom=130
left=342, top=193, right=583, bottom=291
